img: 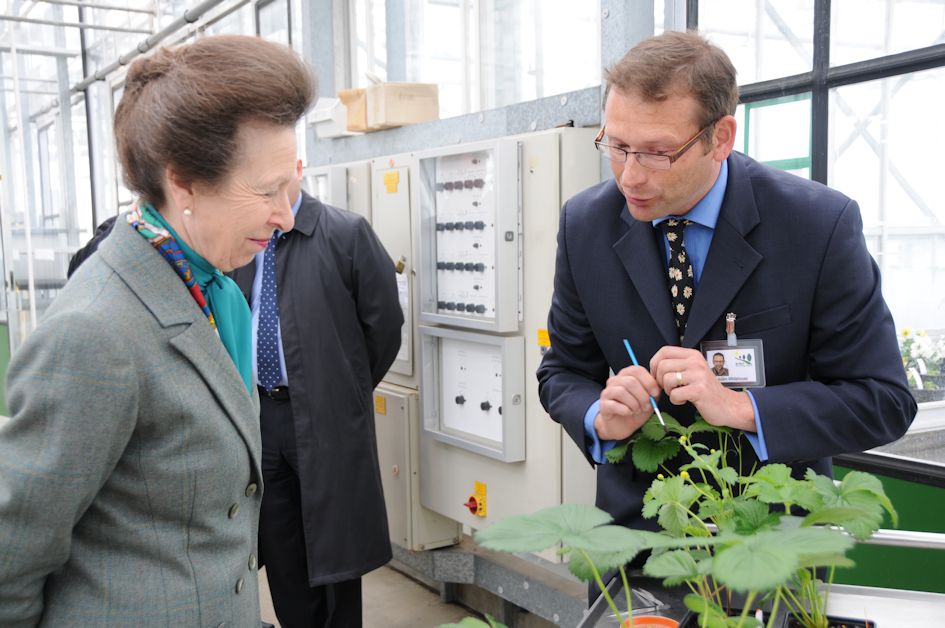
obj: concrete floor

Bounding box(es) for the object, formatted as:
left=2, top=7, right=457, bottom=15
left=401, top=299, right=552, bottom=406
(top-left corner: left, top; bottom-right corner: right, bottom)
left=259, top=566, right=473, bottom=627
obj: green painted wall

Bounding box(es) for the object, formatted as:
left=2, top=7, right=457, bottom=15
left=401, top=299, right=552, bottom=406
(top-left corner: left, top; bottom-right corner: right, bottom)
left=833, top=466, right=945, bottom=593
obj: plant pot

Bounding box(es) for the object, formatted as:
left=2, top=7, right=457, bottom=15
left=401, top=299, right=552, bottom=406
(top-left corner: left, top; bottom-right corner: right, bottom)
left=679, top=609, right=782, bottom=627
left=784, top=616, right=875, bottom=628
left=910, top=388, right=945, bottom=403
left=624, top=616, right=679, bottom=628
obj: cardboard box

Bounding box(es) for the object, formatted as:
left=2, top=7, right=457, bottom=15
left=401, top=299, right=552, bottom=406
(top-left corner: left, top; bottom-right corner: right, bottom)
left=337, top=88, right=369, bottom=132
left=338, top=83, right=439, bottom=132
left=309, top=97, right=361, bottom=138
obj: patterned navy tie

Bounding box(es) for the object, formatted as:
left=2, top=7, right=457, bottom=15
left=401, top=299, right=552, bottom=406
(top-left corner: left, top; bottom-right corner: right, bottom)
left=661, top=219, right=695, bottom=343
left=257, top=233, right=281, bottom=391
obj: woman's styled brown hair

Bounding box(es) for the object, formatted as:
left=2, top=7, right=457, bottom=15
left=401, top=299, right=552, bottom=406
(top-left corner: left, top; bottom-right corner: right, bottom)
left=114, top=35, right=315, bottom=208
left=605, top=31, right=738, bottom=140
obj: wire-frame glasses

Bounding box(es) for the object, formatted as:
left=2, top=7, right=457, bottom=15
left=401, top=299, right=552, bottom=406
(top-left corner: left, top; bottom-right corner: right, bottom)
left=594, top=120, right=719, bottom=170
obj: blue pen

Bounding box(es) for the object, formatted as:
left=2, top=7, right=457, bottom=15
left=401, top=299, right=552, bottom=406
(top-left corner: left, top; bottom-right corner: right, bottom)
left=622, top=338, right=666, bottom=427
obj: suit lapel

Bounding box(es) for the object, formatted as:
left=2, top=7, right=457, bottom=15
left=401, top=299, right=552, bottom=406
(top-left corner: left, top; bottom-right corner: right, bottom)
left=613, top=209, right=678, bottom=346
left=683, top=155, right=763, bottom=347
left=100, top=217, right=262, bottom=473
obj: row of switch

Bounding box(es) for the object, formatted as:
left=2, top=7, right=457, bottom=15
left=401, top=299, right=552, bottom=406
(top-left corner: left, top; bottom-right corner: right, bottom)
left=437, top=261, right=486, bottom=272
left=454, top=395, right=501, bottom=413
left=436, top=221, right=486, bottom=231
left=438, top=301, right=487, bottom=314
left=436, top=178, right=485, bottom=191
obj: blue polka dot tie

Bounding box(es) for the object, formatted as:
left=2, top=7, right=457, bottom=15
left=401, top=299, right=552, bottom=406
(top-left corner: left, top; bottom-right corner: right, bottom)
left=257, top=234, right=281, bottom=391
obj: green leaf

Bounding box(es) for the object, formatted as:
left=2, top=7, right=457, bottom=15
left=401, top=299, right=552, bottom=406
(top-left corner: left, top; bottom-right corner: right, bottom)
left=806, top=470, right=896, bottom=539
left=777, top=526, right=855, bottom=559
left=840, top=471, right=899, bottom=528
left=643, top=549, right=700, bottom=585
left=746, top=463, right=792, bottom=485
left=604, top=439, right=630, bottom=464
left=797, top=553, right=856, bottom=570
left=563, top=524, right=650, bottom=555
left=657, top=502, right=692, bottom=536
left=646, top=476, right=701, bottom=536
left=567, top=545, right=638, bottom=581
left=712, top=533, right=796, bottom=592
left=565, top=548, right=598, bottom=582
left=681, top=594, right=738, bottom=628
left=474, top=504, right=611, bottom=552
left=742, top=464, right=812, bottom=507
left=642, top=412, right=685, bottom=439
left=731, top=500, right=779, bottom=535
left=801, top=506, right=875, bottom=528
left=632, top=436, right=680, bottom=473
left=717, top=466, right=739, bottom=486
left=686, top=417, right=728, bottom=437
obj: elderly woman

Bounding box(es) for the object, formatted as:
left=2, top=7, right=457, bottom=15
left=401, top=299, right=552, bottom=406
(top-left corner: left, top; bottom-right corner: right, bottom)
left=0, top=35, right=312, bottom=626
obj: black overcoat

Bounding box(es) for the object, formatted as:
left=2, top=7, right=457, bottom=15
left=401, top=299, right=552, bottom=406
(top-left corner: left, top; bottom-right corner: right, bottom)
left=232, top=191, right=403, bottom=586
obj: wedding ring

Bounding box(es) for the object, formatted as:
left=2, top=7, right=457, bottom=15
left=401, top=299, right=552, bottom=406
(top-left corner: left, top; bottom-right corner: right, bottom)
left=675, top=371, right=684, bottom=386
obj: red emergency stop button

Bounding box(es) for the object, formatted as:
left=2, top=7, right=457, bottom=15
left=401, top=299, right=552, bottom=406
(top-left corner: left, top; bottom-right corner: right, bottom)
left=464, top=496, right=479, bottom=514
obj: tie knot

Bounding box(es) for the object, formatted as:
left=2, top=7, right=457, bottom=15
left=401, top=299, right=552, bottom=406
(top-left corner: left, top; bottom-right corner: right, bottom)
left=661, top=218, right=692, bottom=235
left=661, top=218, right=692, bottom=247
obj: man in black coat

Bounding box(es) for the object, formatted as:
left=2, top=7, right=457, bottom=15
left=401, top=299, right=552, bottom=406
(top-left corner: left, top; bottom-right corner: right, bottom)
left=66, top=215, right=117, bottom=278
left=231, top=161, right=402, bottom=628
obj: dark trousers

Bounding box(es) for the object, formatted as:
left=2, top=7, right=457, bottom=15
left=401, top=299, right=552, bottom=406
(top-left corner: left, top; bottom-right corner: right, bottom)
left=259, top=395, right=363, bottom=628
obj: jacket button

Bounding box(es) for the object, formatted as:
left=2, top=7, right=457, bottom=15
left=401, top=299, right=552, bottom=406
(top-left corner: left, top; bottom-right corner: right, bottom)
left=228, top=503, right=240, bottom=519
left=245, top=483, right=258, bottom=497
left=235, top=577, right=244, bottom=594
left=249, top=553, right=257, bottom=570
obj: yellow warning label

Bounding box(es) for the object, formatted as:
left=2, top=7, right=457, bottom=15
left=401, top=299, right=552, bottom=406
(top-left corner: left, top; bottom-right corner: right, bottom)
left=374, top=394, right=387, bottom=415
left=473, top=481, right=487, bottom=517
left=537, top=328, right=551, bottom=348
left=383, top=170, right=400, bottom=193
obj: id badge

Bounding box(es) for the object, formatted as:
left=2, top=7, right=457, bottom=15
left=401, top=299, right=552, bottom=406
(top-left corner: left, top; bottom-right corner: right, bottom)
left=700, top=313, right=766, bottom=388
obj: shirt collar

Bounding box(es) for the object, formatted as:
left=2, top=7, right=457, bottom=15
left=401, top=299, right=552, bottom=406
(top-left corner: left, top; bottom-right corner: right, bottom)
left=651, top=159, right=728, bottom=230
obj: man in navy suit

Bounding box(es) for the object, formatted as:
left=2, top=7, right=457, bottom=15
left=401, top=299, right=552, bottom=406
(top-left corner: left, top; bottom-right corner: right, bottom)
left=537, top=31, right=916, bottom=535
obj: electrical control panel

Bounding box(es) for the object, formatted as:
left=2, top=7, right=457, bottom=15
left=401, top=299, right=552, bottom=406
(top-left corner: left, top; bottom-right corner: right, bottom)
left=416, top=141, right=521, bottom=332
left=417, top=127, right=600, bottom=537
left=420, top=325, right=525, bottom=462
left=372, top=153, right=419, bottom=387
left=302, top=161, right=372, bottom=223
left=374, top=382, right=462, bottom=550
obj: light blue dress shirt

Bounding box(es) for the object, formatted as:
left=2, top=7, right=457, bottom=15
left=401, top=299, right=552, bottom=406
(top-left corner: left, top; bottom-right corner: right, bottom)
left=251, top=192, right=303, bottom=388
left=583, top=161, right=769, bottom=463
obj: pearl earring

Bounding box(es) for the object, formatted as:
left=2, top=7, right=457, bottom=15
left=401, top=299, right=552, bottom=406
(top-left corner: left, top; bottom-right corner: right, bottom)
left=183, top=208, right=192, bottom=217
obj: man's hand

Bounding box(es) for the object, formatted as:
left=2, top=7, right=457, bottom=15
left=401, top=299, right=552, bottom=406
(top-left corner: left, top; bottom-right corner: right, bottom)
left=650, top=346, right=756, bottom=432
left=594, top=365, right=662, bottom=440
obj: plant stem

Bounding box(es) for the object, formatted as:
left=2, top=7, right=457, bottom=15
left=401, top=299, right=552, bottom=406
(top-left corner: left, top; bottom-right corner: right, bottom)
left=619, top=566, right=632, bottom=620
left=821, top=565, right=836, bottom=620
left=734, top=591, right=757, bottom=628
left=766, top=589, right=783, bottom=628
left=580, top=549, right=625, bottom=625
left=780, top=584, right=813, bottom=627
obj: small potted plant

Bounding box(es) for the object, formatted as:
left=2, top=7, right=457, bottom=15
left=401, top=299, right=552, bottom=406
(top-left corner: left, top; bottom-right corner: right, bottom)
left=475, top=415, right=895, bottom=628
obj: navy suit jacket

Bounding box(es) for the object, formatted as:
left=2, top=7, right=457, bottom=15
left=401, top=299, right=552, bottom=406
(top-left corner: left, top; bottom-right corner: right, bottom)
left=537, top=151, right=916, bottom=530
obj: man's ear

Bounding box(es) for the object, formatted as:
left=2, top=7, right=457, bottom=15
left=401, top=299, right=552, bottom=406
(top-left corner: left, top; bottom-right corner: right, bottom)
left=295, top=159, right=303, bottom=180
left=163, top=165, right=195, bottom=211
left=712, top=115, right=737, bottom=161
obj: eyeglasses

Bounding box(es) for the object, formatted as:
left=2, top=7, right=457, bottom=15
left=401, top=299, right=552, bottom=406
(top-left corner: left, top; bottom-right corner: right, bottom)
left=594, top=120, right=718, bottom=170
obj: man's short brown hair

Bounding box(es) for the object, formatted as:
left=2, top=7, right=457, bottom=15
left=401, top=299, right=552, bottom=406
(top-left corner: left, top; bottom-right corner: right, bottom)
left=605, top=31, right=738, bottom=132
